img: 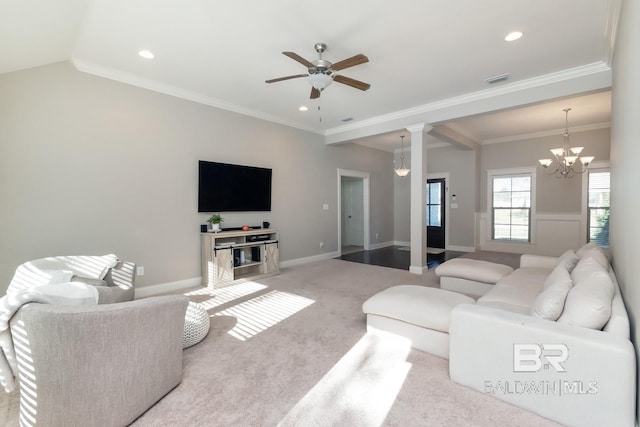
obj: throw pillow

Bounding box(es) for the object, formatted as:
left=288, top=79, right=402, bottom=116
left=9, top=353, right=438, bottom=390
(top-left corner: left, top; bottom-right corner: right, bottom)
left=532, top=265, right=573, bottom=320
left=576, top=247, right=609, bottom=270
left=576, top=242, right=599, bottom=258
left=558, top=267, right=614, bottom=330
left=556, top=250, right=579, bottom=272
left=40, top=269, right=74, bottom=285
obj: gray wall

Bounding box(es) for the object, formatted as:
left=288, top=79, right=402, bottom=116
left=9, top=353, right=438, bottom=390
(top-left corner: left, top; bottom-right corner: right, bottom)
left=479, top=128, right=611, bottom=213
left=611, top=0, right=640, bottom=416
left=394, top=145, right=477, bottom=248
left=0, top=62, right=394, bottom=293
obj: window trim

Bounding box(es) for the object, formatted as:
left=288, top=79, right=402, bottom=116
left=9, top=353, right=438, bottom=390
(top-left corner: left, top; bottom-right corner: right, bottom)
left=487, top=167, right=537, bottom=244
left=581, top=161, right=610, bottom=246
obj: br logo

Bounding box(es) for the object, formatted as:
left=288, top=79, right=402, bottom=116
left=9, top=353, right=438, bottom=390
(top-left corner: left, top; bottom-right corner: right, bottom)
left=513, top=344, right=569, bottom=372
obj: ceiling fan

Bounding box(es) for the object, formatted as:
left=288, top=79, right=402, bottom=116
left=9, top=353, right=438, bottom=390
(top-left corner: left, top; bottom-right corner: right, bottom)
left=265, top=42, right=370, bottom=99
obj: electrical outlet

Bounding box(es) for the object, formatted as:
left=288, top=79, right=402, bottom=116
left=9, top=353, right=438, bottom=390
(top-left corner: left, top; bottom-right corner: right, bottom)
left=319, top=241, right=324, bottom=248
left=137, top=266, right=144, bottom=276
left=375, top=233, right=380, bottom=239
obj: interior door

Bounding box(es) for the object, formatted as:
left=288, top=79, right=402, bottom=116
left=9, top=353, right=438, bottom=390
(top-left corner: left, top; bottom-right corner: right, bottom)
left=341, top=177, right=364, bottom=247
left=426, top=178, right=446, bottom=249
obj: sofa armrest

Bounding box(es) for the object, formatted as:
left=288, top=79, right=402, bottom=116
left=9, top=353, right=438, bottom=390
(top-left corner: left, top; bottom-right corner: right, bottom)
left=519, top=254, right=557, bottom=269
left=449, top=304, right=636, bottom=427
left=10, top=295, right=188, bottom=427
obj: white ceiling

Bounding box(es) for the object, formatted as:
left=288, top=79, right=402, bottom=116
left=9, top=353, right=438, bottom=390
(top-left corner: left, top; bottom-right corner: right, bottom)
left=1, top=0, right=616, bottom=151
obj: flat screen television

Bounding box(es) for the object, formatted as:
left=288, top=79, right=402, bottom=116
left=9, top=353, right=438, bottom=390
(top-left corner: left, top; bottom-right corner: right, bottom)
left=198, top=160, right=272, bottom=212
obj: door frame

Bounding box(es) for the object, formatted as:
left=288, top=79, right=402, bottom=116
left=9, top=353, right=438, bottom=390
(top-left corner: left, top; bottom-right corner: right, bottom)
left=427, top=172, right=449, bottom=250
left=337, top=169, right=370, bottom=254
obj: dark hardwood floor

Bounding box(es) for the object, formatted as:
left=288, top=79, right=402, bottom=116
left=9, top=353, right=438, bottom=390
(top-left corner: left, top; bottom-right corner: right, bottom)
left=337, top=245, right=465, bottom=270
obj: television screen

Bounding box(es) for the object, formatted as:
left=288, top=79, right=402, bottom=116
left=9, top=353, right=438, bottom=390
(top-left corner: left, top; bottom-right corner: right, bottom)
left=198, top=161, right=272, bottom=212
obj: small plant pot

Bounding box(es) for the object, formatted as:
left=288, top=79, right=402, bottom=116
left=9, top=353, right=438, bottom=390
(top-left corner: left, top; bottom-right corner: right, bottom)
left=210, top=223, right=221, bottom=232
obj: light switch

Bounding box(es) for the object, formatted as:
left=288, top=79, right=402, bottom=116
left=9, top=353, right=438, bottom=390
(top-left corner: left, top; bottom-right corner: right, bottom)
left=451, top=203, right=459, bottom=209
left=322, top=203, right=329, bottom=210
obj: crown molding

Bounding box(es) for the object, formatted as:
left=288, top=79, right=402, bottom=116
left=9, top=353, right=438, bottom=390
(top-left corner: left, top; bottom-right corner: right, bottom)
left=71, top=58, right=325, bottom=135
left=482, top=122, right=611, bottom=145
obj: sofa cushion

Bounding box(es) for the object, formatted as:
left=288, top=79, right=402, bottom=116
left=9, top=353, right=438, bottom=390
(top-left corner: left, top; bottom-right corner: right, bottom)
left=558, top=257, right=614, bottom=330
left=478, top=267, right=548, bottom=311
left=493, top=267, right=549, bottom=291
left=362, top=285, right=475, bottom=333
left=531, top=264, right=573, bottom=320
left=435, top=259, right=513, bottom=284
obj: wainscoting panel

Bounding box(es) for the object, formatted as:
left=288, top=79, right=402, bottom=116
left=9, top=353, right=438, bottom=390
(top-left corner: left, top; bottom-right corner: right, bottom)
left=476, top=212, right=584, bottom=256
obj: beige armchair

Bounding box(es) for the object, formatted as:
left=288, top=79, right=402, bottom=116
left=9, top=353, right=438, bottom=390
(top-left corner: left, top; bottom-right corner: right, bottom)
left=10, top=295, right=189, bottom=427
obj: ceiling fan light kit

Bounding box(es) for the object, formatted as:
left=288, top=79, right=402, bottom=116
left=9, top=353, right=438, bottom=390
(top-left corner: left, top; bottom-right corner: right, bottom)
left=538, top=108, right=595, bottom=178
left=266, top=42, right=370, bottom=99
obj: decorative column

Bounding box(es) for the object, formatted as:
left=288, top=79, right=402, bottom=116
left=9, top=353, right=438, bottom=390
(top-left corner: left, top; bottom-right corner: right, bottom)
left=407, top=123, right=432, bottom=274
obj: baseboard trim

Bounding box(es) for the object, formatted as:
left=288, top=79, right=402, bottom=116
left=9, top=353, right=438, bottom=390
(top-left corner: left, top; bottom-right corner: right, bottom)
left=134, top=277, right=202, bottom=299
left=369, top=241, right=394, bottom=250
left=409, top=265, right=428, bottom=275
left=280, top=251, right=341, bottom=268
left=393, top=240, right=410, bottom=247
left=447, top=245, right=475, bottom=252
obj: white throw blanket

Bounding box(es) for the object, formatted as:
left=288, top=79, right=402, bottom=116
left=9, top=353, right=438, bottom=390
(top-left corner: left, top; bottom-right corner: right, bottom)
left=0, top=254, right=117, bottom=393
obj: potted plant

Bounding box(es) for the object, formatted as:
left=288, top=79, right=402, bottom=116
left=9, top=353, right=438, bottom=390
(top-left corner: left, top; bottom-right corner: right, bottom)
left=207, top=214, right=224, bottom=232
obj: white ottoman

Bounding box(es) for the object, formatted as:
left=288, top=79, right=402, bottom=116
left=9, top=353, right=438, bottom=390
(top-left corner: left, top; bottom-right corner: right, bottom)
left=183, top=302, right=210, bottom=349
left=362, top=285, right=475, bottom=359
left=435, top=258, right=514, bottom=297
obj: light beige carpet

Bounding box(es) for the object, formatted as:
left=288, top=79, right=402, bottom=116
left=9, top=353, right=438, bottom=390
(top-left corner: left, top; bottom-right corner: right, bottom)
left=1, top=259, right=558, bottom=426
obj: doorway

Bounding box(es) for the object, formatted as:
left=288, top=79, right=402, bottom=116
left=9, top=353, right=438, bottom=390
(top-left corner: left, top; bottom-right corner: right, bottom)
left=337, top=169, right=370, bottom=255
left=426, top=177, right=446, bottom=253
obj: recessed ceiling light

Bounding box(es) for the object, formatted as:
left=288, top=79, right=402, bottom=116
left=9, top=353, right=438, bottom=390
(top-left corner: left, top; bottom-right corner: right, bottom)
left=505, top=31, right=523, bottom=42
left=138, top=49, right=155, bottom=59
left=298, top=106, right=308, bottom=111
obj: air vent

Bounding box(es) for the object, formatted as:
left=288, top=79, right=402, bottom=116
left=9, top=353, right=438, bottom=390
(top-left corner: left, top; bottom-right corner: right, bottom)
left=485, top=73, right=510, bottom=84
left=340, top=117, right=354, bottom=122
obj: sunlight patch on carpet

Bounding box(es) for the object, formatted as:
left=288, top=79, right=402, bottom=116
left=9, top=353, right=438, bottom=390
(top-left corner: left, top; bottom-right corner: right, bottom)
left=184, top=281, right=268, bottom=311
left=214, top=290, right=314, bottom=341
left=278, top=331, right=412, bottom=427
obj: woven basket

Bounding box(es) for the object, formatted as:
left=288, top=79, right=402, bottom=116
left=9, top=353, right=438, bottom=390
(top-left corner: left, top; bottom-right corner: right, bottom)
left=183, top=302, right=210, bottom=348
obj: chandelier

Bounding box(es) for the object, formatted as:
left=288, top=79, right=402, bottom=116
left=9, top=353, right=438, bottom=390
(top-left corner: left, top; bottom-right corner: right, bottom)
left=538, top=108, right=594, bottom=178
left=395, top=135, right=410, bottom=177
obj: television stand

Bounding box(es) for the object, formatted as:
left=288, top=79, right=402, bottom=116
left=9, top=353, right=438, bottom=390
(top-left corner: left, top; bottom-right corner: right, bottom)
left=200, top=229, right=279, bottom=289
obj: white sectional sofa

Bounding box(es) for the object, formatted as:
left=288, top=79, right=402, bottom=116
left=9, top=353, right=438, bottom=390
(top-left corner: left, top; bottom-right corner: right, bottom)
left=362, top=243, right=636, bottom=427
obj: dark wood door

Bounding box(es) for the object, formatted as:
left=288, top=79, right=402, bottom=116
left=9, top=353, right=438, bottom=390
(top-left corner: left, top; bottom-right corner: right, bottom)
left=426, top=178, right=446, bottom=249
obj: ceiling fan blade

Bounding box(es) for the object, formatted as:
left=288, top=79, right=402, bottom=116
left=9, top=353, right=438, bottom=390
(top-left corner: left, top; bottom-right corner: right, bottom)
left=331, top=54, right=369, bottom=71
left=283, top=51, right=314, bottom=68
left=310, top=87, right=321, bottom=99
left=265, top=74, right=308, bottom=84
left=333, top=75, right=371, bottom=91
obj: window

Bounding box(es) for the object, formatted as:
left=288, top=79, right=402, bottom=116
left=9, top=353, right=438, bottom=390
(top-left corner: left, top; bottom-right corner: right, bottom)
left=426, top=180, right=442, bottom=227
left=492, top=174, right=532, bottom=242
left=587, top=170, right=610, bottom=247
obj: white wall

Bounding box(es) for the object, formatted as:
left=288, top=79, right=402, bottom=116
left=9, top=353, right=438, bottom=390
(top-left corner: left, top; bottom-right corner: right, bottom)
left=0, top=62, right=395, bottom=293
left=610, top=0, right=640, bottom=416
left=394, top=146, right=477, bottom=249
left=477, top=128, right=610, bottom=255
